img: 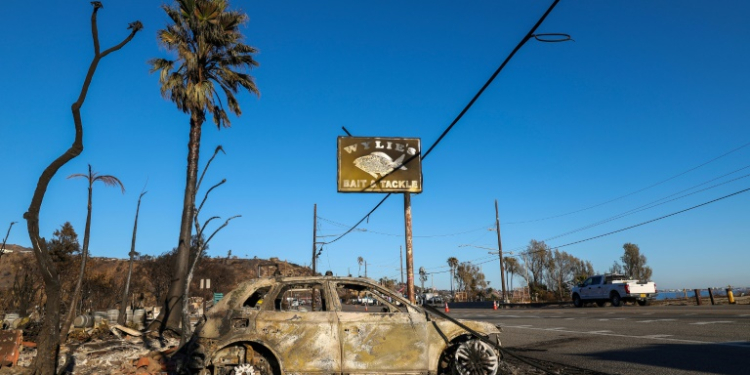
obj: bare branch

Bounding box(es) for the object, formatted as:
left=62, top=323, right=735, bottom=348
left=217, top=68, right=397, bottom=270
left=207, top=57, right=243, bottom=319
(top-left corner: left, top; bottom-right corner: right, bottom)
left=203, top=215, right=241, bottom=249
left=197, top=179, right=226, bottom=215
left=196, top=145, right=225, bottom=192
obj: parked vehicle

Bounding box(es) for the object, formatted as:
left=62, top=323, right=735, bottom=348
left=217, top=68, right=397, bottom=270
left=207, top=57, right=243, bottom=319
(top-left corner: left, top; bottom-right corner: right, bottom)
left=571, top=274, right=657, bottom=307
left=187, top=275, right=502, bottom=375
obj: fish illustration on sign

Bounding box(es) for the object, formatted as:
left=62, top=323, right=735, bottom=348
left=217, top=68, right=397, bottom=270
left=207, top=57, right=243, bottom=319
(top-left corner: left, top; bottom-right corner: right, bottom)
left=353, top=152, right=408, bottom=178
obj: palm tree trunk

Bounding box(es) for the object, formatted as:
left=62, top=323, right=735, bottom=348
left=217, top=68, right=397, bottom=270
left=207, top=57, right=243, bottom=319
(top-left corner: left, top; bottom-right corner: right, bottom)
left=450, top=268, right=454, bottom=297
left=60, top=175, right=93, bottom=343
left=152, top=112, right=202, bottom=333
left=119, top=191, right=145, bottom=325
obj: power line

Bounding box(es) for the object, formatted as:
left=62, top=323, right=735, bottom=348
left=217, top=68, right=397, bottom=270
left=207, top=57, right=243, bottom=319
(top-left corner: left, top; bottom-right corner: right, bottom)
left=320, top=0, right=563, bottom=247
left=504, top=141, right=750, bottom=225
left=510, top=186, right=750, bottom=255
left=501, top=166, right=750, bottom=254
left=317, top=216, right=494, bottom=238
left=539, top=170, right=750, bottom=243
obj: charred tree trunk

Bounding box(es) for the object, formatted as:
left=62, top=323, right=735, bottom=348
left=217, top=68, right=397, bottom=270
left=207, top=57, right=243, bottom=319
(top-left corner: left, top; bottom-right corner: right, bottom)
left=60, top=166, right=93, bottom=344
left=21, top=4, right=140, bottom=373
left=119, top=191, right=146, bottom=325
left=151, top=112, right=203, bottom=333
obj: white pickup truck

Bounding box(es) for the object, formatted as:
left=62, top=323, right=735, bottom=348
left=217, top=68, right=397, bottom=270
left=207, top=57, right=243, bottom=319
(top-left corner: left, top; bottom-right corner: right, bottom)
left=571, top=274, right=657, bottom=307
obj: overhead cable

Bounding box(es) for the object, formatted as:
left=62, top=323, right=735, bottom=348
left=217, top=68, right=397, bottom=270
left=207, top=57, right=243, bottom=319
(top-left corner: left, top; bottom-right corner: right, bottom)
left=322, top=0, right=563, bottom=247
left=505, top=141, right=750, bottom=225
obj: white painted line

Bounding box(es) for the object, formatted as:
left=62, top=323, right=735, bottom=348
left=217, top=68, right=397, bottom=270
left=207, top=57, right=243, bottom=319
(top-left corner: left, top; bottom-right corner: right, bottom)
left=545, top=327, right=566, bottom=330
left=690, top=321, right=734, bottom=325
left=598, top=318, right=610, bottom=321
left=587, top=330, right=613, bottom=334
left=637, top=319, right=676, bottom=323
left=563, top=318, right=575, bottom=320
left=502, top=325, right=708, bottom=344
left=642, top=334, right=673, bottom=339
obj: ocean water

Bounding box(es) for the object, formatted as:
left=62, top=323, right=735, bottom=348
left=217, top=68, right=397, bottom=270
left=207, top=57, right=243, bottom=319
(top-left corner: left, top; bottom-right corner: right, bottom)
left=655, top=288, right=749, bottom=300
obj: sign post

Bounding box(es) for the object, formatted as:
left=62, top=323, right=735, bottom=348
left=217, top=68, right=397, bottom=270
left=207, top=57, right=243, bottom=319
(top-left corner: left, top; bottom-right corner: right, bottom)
left=404, top=192, right=415, bottom=303
left=338, top=136, right=422, bottom=303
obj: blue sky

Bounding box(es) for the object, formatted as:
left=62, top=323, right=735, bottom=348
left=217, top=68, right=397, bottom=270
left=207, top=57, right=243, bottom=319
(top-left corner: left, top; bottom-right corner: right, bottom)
left=2, top=1, right=749, bottom=291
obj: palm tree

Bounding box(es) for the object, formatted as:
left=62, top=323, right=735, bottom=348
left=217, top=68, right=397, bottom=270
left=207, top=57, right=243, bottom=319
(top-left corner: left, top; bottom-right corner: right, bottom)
left=60, top=165, right=124, bottom=342
left=503, top=257, right=519, bottom=297
left=419, top=266, right=428, bottom=295
left=149, top=0, right=259, bottom=332
left=447, top=257, right=458, bottom=298
left=357, top=256, right=364, bottom=277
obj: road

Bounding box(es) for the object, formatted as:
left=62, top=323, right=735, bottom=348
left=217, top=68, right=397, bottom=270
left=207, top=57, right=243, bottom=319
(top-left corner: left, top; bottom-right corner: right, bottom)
left=448, top=305, right=750, bottom=375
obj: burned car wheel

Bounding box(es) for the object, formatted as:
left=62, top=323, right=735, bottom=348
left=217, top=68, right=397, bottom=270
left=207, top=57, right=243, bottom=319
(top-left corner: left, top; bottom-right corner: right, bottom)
left=211, top=343, right=279, bottom=375
left=452, top=339, right=500, bottom=375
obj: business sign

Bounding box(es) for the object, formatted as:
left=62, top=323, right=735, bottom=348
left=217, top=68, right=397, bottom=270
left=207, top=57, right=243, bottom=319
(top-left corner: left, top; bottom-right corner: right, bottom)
left=337, top=136, right=422, bottom=193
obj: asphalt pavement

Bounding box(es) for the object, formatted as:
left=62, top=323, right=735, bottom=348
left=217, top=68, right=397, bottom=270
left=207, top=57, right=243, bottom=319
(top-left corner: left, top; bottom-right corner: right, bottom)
left=448, top=305, right=750, bottom=375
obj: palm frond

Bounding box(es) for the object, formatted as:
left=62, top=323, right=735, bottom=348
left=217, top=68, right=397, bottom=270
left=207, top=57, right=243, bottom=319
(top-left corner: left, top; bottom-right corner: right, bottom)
left=153, top=0, right=259, bottom=123
left=95, top=175, right=126, bottom=194
left=67, top=173, right=90, bottom=181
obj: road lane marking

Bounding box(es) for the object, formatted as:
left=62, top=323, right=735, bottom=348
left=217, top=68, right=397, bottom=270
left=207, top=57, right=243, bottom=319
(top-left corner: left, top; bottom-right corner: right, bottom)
left=689, top=321, right=734, bottom=325
left=598, top=319, right=610, bottom=321
left=500, top=325, right=708, bottom=344
left=637, top=319, right=676, bottom=323
left=587, top=330, right=613, bottom=334
left=545, top=327, right=567, bottom=330
left=502, top=325, right=748, bottom=348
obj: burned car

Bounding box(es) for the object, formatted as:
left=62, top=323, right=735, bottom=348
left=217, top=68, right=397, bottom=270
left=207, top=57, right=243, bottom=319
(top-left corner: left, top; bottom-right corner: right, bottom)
left=189, top=275, right=501, bottom=375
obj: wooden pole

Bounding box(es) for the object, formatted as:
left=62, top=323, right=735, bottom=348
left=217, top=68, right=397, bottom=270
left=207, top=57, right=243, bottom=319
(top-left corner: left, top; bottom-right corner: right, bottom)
left=312, top=204, right=317, bottom=275
left=312, top=204, right=317, bottom=311
left=400, top=246, right=404, bottom=285
left=405, top=192, right=415, bottom=303
left=495, top=200, right=507, bottom=303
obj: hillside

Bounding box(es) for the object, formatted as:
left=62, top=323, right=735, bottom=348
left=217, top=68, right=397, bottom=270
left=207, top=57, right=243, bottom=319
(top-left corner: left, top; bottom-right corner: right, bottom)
left=0, top=244, right=313, bottom=315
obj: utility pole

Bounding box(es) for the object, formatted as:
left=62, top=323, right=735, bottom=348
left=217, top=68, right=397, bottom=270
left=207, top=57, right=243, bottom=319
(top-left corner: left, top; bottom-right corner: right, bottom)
left=312, top=204, right=317, bottom=275
left=404, top=192, right=415, bottom=303
left=365, top=260, right=368, bottom=278
left=495, top=200, right=507, bottom=303
left=400, top=246, right=404, bottom=285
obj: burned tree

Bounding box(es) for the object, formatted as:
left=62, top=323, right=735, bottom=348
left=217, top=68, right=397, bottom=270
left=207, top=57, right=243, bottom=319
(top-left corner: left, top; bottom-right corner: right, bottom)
left=21, top=3, right=141, bottom=373
left=59, top=165, right=125, bottom=343
left=119, top=190, right=147, bottom=325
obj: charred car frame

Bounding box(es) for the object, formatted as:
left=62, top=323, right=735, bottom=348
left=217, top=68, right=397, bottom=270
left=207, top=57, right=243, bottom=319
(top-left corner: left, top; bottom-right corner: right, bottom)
left=188, top=275, right=502, bottom=375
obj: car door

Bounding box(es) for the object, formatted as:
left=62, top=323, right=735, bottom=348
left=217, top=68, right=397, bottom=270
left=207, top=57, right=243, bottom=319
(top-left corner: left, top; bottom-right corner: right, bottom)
left=589, top=276, right=605, bottom=299
left=254, top=281, right=341, bottom=374
left=334, top=281, right=428, bottom=374
left=579, top=277, right=594, bottom=299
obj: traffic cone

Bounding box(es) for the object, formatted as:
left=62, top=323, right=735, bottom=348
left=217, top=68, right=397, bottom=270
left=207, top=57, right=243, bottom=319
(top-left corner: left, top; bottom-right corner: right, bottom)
left=493, top=301, right=498, bottom=310
left=365, top=303, right=368, bottom=312
left=444, top=302, right=450, bottom=313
